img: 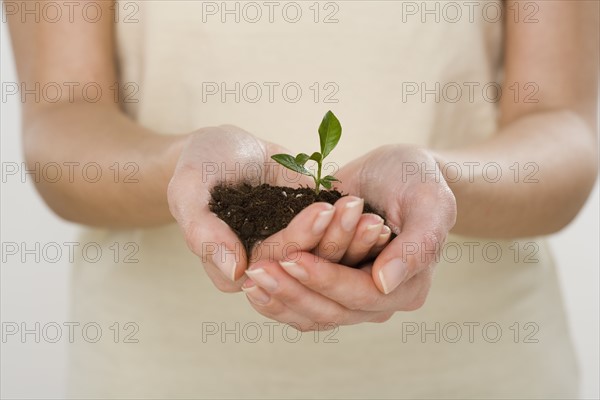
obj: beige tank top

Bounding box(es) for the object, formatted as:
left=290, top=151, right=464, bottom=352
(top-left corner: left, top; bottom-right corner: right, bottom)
left=68, top=1, right=578, bottom=397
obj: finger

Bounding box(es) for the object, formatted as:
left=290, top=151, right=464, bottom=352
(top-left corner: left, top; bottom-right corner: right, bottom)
left=339, top=214, right=384, bottom=266
left=242, top=280, right=322, bottom=331
left=249, top=202, right=335, bottom=263
left=243, top=261, right=375, bottom=326
left=278, top=251, right=391, bottom=312
left=276, top=251, right=424, bottom=313
left=371, top=187, right=456, bottom=294
left=366, top=225, right=393, bottom=259
left=315, top=196, right=364, bottom=262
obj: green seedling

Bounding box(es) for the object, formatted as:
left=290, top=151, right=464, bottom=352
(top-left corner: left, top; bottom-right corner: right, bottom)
left=271, top=110, right=342, bottom=194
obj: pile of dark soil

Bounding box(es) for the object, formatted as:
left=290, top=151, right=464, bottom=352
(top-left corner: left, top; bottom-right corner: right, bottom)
left=209, top=183, right=385, bottom=255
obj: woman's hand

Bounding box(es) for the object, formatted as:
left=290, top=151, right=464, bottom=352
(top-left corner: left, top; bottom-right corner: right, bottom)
left=337, top=145, right=457, bottom=294
left=167, top=126, right=390, bottom=292
left=242, top=145, right=457, bottom=330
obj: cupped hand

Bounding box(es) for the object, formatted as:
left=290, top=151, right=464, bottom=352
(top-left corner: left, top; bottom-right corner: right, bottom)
left=167, top=126, right=390, bottom=293
left=242, top=145, right=457, bottom=330
left=336, top=145, right=457, bottom=294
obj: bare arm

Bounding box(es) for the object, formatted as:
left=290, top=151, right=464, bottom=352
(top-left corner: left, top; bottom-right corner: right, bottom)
left=436, top=0, right=598, bottom=237
left=7, top=1, right=187, bottom=227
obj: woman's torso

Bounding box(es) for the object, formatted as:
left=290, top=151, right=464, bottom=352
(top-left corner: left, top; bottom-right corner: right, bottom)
left=68, top=1, right=578, bottom=398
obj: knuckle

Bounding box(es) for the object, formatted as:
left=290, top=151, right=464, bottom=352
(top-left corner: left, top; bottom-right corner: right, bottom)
left=423, top=228, right=444, bottom=249
left=419, top=229, right=444, bottom=266
left=437, top=186, right=457, bottom=227
left=344, top=296, right=369, bottom=311
left=403, top=290, right=428, bottom=311
left=370, top=312, right=394, bottom=324
left=315, top=307, right=348, bottom=326
left=349, top=293, right=384, bottom=311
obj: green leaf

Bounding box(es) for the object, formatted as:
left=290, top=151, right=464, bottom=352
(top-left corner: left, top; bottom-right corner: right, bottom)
left=309, top=152, right=322, bottom=163
left=318, top=111, right=342, bottom=159
left=320, top=179, right=333, bottom=190
left=271, top=154, right=313, bottom=176
left=320, top=175, right=340, bottom=190
left=322, top=175, right=340, bottom=183
left=295, top=153, right=311, bottom=166
left=297, top=152, right=322, bottom=165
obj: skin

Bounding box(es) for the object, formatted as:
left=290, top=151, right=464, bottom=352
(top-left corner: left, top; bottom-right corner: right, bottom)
left=8, top=1, right=598, bottom=331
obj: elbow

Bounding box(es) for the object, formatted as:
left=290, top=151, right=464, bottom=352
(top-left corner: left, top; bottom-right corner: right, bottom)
left=22, top=131, right=85, bottom=226
left=34, top=184, right=83, bottom=225
left=550, top=110, right=598, bottom=233
left=546, top=148, right=598, bottom=234
left=24, top=158, right=84, bottom=225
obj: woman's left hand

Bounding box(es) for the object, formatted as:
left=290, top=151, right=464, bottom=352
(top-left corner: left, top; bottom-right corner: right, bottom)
left=242, top=145, right=457, bottom=330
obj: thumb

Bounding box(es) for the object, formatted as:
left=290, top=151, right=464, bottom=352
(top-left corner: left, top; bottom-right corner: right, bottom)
left=168, top=163, right=248, bottom=283
left=371, top=189, right=455, bottom=294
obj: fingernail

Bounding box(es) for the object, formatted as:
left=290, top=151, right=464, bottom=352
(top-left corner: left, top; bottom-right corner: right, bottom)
left=279, top=261, right=309, bottom=282
left=341, top=199, right=363, bottom=231
left=242, top=285, right=271, bottom=305
left=312, top=206, right=335, bottom=235
left=363, top=219, right=384, bottom=243
left=245, top=268, right=279, bottom=292
left=378, top=258, right=409, bottom=294
left=212, top=246, right=237, bottom=281
left=379, top=225, right=392, bottom=239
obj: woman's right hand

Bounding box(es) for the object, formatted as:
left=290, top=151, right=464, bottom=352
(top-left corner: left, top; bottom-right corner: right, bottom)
left=167, top=126, right=391, bottom=292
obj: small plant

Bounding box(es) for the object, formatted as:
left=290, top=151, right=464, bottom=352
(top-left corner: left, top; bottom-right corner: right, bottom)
left=271, top=110, right=342, bottom=194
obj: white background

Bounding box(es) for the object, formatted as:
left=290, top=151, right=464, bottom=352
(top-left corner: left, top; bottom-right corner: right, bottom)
left=1, top=19, right=598, bottom=399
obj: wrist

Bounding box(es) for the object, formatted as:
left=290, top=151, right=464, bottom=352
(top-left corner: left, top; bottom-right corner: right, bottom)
left=133, top=132, right=190, bottom=220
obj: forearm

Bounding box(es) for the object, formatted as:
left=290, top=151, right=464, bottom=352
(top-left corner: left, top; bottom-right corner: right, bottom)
left=434, top=109, right=597, bottom=238
left=23, top=102, right=188, bottom=228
